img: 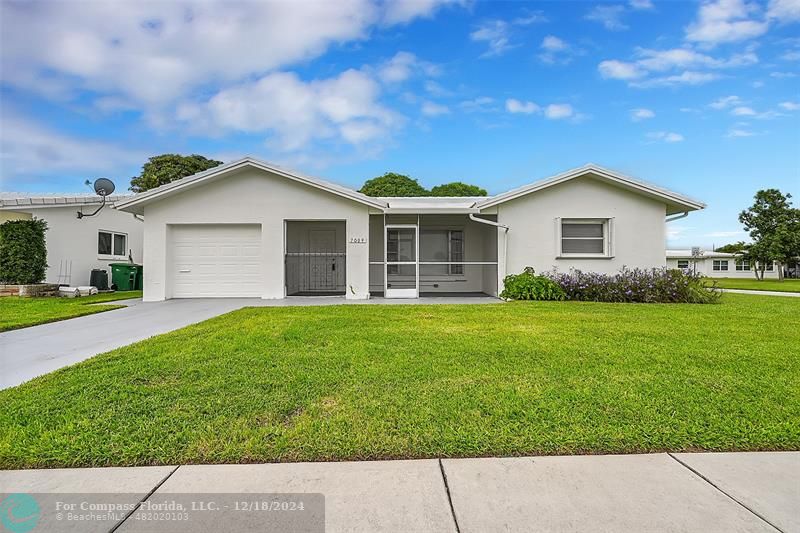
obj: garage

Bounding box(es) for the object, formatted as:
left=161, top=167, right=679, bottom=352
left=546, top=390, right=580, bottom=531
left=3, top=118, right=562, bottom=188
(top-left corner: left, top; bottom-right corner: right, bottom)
left=170, top=224, right=262, bottom=298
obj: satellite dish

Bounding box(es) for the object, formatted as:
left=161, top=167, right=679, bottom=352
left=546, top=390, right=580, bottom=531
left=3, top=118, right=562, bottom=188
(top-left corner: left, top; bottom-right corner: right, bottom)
left=94, top=178, right=115, bottom=197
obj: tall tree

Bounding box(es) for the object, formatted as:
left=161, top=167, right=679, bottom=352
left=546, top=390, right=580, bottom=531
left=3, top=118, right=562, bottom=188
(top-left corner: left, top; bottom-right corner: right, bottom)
left=130, top=154, right=223, bottom=193
left=738, top=189, right=800, bottom=281
left=430, top=182, right=488, bottom=196
left=359, top=173, right=429, bottom=197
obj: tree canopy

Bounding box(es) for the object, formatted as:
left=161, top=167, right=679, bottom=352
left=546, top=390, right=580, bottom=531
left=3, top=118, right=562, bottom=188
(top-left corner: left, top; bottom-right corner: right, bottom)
left=130, top=154, right=223, bottom=193
left=430, top=182, right=488, bottom=197
left=359, top=173, right=429, bottom=197
left=714, top=241, right=747, bottom=254
left=738, top=189, right=800, bottom=280
left=359, top=173, right=487, bottom=197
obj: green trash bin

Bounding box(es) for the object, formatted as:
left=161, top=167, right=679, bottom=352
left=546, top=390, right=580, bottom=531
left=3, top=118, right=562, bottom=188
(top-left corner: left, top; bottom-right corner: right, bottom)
left=110, top=263, right=142, bottom=291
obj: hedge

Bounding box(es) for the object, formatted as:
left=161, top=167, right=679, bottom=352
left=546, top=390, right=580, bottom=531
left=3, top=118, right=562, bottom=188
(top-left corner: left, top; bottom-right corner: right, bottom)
left=0, top=218, right=48, bottom=284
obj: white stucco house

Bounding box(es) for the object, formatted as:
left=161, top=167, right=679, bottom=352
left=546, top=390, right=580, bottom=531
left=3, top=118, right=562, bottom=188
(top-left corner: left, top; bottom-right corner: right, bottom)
left=115, top=157, right=705, bottom=302
left=666, top=249, right=779, bottom=279
left=0, top=193, right=144, bottom=287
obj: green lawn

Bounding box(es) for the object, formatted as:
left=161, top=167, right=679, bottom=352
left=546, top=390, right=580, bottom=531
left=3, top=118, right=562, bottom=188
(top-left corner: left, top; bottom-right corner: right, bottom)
left=709, top=278, right=800, bottom=293
left=1, top=293, right=798, bottom=469
left=0, top=291, right=142, bottom=332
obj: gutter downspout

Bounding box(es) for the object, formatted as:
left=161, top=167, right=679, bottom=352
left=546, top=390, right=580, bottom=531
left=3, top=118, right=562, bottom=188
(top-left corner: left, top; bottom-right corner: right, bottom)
left=469, top=213, right=510, bottom=295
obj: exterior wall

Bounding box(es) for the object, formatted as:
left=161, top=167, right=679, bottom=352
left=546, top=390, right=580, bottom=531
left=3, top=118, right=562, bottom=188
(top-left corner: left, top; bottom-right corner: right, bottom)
left=368, top=214, right=497, bottom=294
left=0, top=210, right=32, bottom=222
left=496, top=177, right=667, bottom=286
left=666, top=257, right=780, bottom=278
left=17, top=205, right=143, bottom=286
left=141, top=167, right=370, bottom=301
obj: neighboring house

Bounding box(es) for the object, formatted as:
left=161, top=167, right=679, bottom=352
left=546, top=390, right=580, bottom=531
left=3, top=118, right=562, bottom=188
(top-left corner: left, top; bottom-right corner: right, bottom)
left=115, top=157, right=705, bottom=302
left=666, top=249, right=779, bottom=279
left=0, top=193, right=144, bottom=287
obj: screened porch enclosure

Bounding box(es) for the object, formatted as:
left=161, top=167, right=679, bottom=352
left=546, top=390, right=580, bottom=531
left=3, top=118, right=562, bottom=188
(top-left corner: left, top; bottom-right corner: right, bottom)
left=369, top=214, right=498, bottom=297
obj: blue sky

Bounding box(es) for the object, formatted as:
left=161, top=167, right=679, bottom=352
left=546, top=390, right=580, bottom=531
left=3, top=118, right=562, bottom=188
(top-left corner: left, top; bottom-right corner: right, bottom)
left=1, top=0, right=798, bottom=248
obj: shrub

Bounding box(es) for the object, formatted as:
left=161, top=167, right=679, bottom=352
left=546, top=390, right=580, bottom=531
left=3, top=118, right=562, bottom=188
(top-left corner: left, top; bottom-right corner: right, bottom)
left=501, top=267, right=566, bottom=301
left=544, top=267, right=721, bottom=304
left=0, top=218, right=48, bottom=284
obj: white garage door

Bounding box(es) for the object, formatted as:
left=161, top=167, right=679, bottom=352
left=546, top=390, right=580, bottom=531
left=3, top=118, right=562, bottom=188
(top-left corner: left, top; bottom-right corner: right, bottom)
left=170, top=224, right=262, bottom=298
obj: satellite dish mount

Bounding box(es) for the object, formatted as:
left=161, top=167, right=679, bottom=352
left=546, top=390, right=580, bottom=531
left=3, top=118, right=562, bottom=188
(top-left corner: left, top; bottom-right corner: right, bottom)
left=77, top=178, right=116, bottom=219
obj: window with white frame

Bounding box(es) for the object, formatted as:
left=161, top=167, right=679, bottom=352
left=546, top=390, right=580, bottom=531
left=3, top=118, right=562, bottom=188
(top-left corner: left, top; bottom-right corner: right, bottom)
left=735, top=259, right=750, bottom=271
left=765, top=262, right=774, bottom=271
left=560, top=219, right=609, bottom=256
left=98, top=230, right=127, bottom=258
left=712, top=259, right=728, bottom=271
left=677, top=260, right=690, bottom=270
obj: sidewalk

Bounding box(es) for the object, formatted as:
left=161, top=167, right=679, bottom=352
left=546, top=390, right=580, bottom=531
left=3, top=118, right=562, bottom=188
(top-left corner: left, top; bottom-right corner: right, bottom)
left=1, top=451, right=796, bottom=532
left=720, top=288, right=800, bottom=297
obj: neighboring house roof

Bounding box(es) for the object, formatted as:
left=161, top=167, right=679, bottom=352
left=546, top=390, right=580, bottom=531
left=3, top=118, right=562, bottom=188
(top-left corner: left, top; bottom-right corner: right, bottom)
left=666, top=249, right=738, bottom=259
left=115, top=157, right=388, bottom=214
left=0, top=192, right=133, bottom=209
left=475, top=164, right=706, bottom=215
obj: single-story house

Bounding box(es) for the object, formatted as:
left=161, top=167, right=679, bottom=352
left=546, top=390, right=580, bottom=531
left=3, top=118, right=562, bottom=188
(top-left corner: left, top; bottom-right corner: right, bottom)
left=666, top=249, right=779, bottom=279
left=0, top=193, right=144, bottom=287
left=115, top=157, right=705, bottom=301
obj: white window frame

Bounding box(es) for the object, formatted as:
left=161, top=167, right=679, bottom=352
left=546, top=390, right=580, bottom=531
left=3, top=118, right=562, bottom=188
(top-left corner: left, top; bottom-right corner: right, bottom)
left=556, top=218, right=613, bottom=258
left=735, top=259, right=750, bottom=271
left=98, top=230, right=128, bottom=260
left=712, top=259, right=729, bottom=271
left=677, top=260, right=690, bottom=270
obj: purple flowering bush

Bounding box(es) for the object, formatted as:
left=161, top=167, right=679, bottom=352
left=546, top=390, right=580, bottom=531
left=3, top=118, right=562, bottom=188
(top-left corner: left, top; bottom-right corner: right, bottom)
left=543, top=267, right=721, bottom=304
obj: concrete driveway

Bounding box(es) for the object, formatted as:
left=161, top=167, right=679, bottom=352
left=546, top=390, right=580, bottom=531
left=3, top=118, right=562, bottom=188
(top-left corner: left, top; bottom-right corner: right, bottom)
left=0, top=298, right=257, bottom=389
left=1, top=295, right=499, bottom=390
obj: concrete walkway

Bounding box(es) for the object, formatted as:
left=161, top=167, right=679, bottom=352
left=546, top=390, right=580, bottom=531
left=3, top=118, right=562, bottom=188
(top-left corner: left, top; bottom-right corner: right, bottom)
left=720, top=288, right=800, bottom=297
left=1, top=452, right=796, bottom=532
left=0, top=295, right=499, bottom=389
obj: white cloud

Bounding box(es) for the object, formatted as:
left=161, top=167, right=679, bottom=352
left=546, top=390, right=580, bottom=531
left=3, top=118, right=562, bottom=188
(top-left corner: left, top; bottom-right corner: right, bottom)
left=421, top=101, right=450, bottom=117
left=631, top=71, right=720, bottom=88
left=175, top=69, right=400, bottom=152
left=731, top=105, right=757, bottom=115
left=635, top=47, right=758, bottom=71
left=378, top=52, right=416, bottom=83
left=598, top=60, right=646, bottom=79
left=726, top=128, right=757, bottom=137
left=513, top=11, right=549, bottom=25
left=541, top=35, right=567, bottom=52
left=0, top=114, right=144, bottom=182
left=539, top=35, right=577, bottom=64
left=505, top=98, right=540, bottom=114
left=709, top=95, right=744, bottom=108
left=770, top=71, right=798, bottom=78
left=376, top=52, right=439, bottom=84
left=381, top=0, right=465, bottom=24
left=767, top=0, right=800, bottom=22
left=470, top=20, right=516, bottom=57
left=460, top=97, right=496, bottom=113
left=424, top=80, right=451, bottom=97
left=685, top=0, right=768, bottom=45
left=545, top=104, right=574, bottom=119
left=779, top=101, right=800, bottom=110
left=629, top=0, right=655, bottom=9
left=585, top=4, right=629, bottom=30
left=631, top=108, right=656, bottom=121
left=647, top=131, right=685, bottom=142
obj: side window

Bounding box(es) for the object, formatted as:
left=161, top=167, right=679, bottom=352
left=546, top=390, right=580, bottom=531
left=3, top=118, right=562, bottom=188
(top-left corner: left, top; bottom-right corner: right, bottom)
left=99, top=231, right=127, bottom=258
left=713, top=260, right=729, bottom=271
left=560, top=219, right=608, bottom=256
left=677, top=260, right=689, bottom=269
